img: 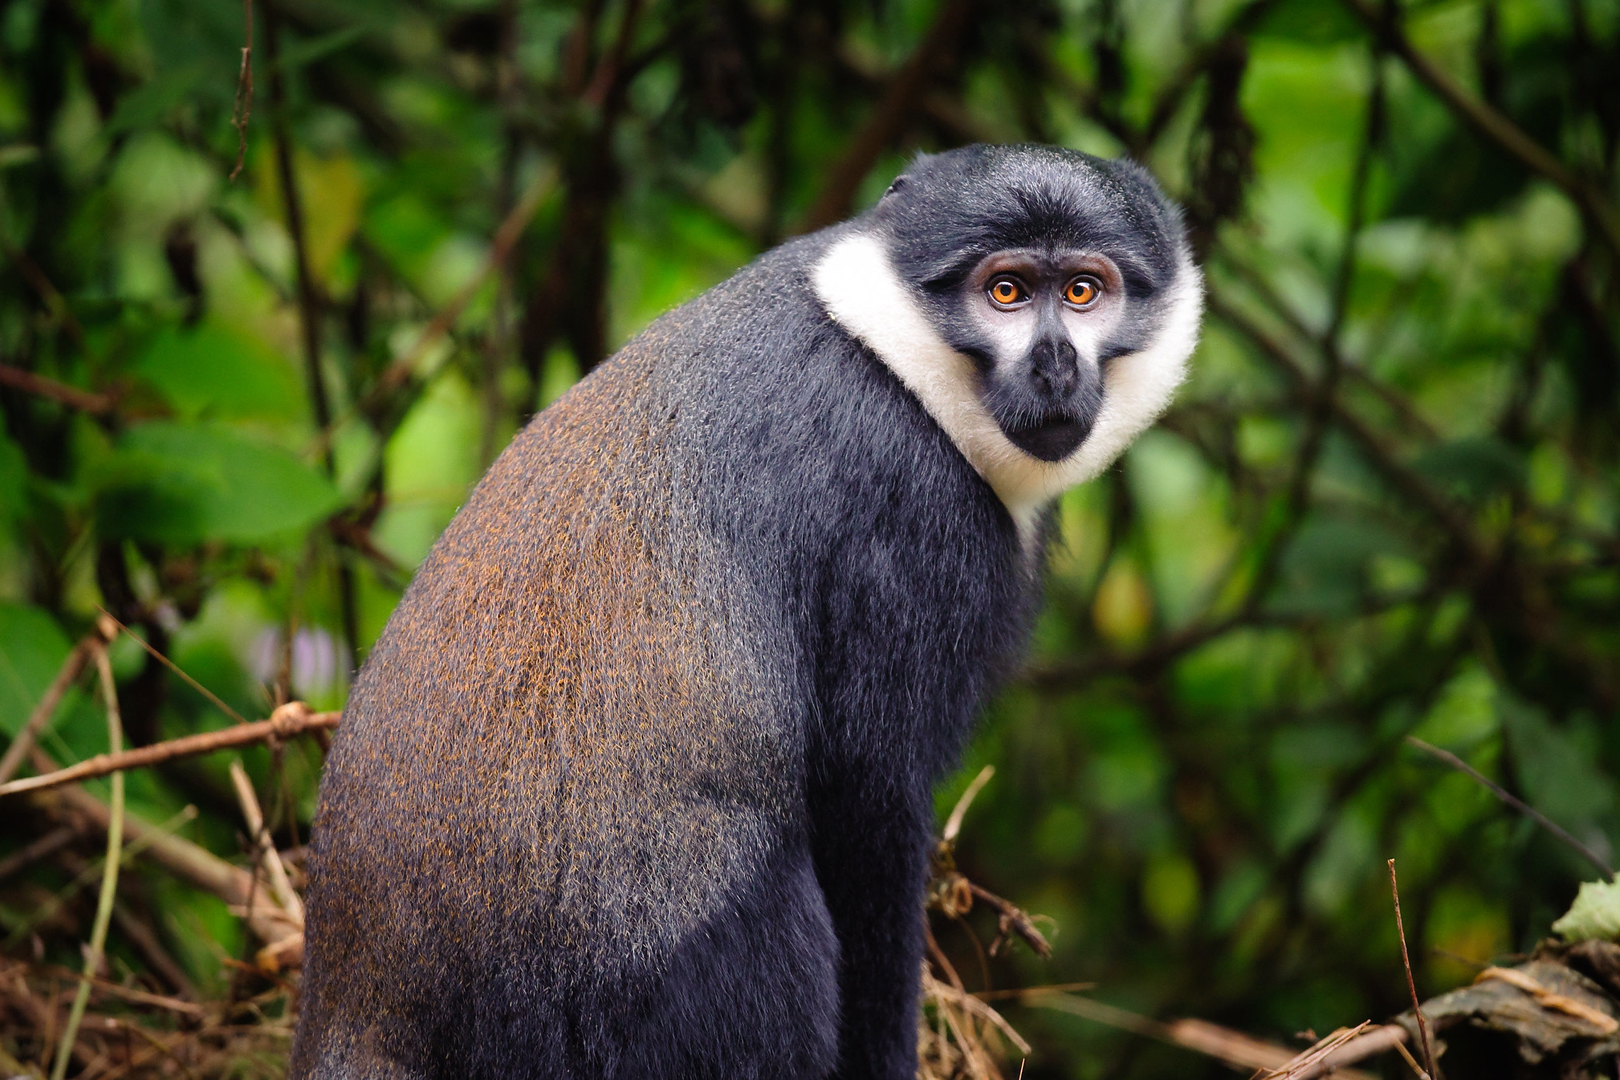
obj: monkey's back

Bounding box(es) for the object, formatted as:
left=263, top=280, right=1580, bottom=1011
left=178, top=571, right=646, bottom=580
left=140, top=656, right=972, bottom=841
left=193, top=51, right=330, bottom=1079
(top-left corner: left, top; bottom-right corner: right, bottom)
left=294, top=284, right=826, bottom=1075
left=292, top=235, right=1034, bottom=1079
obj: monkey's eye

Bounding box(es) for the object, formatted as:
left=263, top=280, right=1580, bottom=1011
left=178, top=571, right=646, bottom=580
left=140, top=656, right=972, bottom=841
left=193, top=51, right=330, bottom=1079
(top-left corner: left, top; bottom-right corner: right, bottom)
left=987, top=278, right=1028, bottom=307
left=1064, top=277, right=1102, bottom=307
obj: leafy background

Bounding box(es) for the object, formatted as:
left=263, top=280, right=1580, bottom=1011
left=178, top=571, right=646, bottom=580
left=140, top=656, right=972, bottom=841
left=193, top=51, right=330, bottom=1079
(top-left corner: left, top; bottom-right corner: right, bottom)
left=1, top=0, right=1618, bottom=1075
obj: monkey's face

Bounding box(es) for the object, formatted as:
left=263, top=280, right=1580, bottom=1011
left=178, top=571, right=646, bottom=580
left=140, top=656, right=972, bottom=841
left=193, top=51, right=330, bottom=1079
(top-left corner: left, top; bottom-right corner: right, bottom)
left=956, top=248, right=1126, bottom=462
left=813, top=143, right=1202, bottom=535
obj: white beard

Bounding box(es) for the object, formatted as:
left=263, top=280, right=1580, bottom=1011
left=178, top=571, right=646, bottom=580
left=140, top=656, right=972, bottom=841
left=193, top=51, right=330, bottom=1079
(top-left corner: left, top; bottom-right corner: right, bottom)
left=811, top=232, right=1203, bottom=546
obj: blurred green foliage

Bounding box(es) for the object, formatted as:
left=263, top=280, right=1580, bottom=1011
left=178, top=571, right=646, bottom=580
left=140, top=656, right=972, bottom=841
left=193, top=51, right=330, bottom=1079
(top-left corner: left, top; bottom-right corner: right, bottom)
left=1, top=0, right=1618, bottom=1075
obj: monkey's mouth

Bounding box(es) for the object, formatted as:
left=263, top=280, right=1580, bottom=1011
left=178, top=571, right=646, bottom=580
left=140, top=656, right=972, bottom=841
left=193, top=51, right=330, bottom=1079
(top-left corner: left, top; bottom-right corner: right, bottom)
left=1001, top=416, right=1091, bottom=462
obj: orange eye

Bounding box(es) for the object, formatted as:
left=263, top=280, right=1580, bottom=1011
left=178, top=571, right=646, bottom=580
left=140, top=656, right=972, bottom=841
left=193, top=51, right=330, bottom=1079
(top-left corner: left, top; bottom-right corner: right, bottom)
left=1065, top=277, right=1100, bottom=306
left=988, top=278, right=1026, bottom=306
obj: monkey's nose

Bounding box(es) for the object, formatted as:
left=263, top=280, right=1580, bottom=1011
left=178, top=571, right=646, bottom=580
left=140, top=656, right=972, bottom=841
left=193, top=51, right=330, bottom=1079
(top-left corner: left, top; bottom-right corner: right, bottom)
left=1028, top=337, right=1080, bottom=400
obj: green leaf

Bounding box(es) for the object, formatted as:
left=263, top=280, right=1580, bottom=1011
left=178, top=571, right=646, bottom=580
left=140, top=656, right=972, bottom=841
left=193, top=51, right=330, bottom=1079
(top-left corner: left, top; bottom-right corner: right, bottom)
left=0, top=419, right=25, bottom=525
left=1412, top=437, right=1525, bottom=505
left=0, top=602, right=73, bottom=738
left=1552, top=880, right=1620, bottom=942
left=132, top=323, right=303, bottom=420
left=274, top=26, right=364, bottom=73
left=93, top=422, right=343, bottom=546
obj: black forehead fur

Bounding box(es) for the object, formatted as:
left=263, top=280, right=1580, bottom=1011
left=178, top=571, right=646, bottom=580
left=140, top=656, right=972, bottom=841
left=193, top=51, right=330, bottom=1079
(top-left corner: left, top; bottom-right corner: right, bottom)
left=870, top=144, right=1184, bottom=300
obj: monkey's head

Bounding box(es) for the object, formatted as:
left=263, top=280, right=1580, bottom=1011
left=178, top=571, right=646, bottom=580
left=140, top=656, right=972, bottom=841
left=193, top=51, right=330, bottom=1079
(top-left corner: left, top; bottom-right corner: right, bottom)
left=813, top=144, right=1202, bottom=536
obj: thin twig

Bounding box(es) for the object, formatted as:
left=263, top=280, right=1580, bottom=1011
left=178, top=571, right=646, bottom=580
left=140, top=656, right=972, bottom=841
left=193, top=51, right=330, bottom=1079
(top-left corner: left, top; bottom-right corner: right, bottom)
left=944, top=766, right=995, bottom=843
left=228, top=760, right=303, bottom=923
left=50, top=646, right=125, bottom=1080
left=1028, top=994, right=1378, bottom=1079
left=228, top=0, right=254, bottom=181
left=1404, top=735, right=1614, bottom=880
left=1255, top=1021, right=1371, bottom=1080
left=0, top=703, right=338, bottom=797
left=0, top=363, right=115, bottom=415
left=0, top=620, right=113, bottom=786
left=96, top=607, right=250, bottom=726
left=1388, top=860, right=1436, bottom=1080
left=27, top=746, right=293, bottom=945
left=967, top=882, right=1051, bottom=958
left=1338, top=0, right=1620, bottom=257
left=365, top=165, right=555, bottom=404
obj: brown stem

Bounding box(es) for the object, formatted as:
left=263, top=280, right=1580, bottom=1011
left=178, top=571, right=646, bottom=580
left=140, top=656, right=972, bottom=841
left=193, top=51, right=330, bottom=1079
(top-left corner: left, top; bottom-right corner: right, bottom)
left=1388, top=860, right=1437, bottom=1080
left=0, top=362, right=114, bottom=415
left=965, top=883, right=1051, bottom=959
left=0, top=622, right=112, bottom=787
left=1, top=703, right=339, bottom=798
left=1405, top=735, right=1614, bottom=880
left=262, top=0, right=333, bottom=469
left=228, top=0, right=254, bottom=181
left=796, top=0, right=976, bottom=234
left=31, top=765, right=293, bottom=944
left=1339, top=0, right=1620, bottom=256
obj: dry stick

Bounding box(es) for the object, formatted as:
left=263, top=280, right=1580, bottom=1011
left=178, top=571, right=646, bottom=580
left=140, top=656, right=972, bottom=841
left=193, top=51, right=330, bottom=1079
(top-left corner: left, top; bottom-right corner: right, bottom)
left=366, top=166, right=555, bottom=404
left=0, top=704, right=339, bottom=797
left=1388, top=860, right=1437, bottom=1080
left=30, top=755, right=293, bottom=945
left=943, top=765, right=994, bottom=843
left=0, top=626, right=108, bottom=786
left=1027, top=993, right=1378, bottom=1080
left=1405, top=735, right=1615, bottom=881
left=228, top=0, right=254, bottom=181
left=1388, top=1034, right=1428, bottom=1080
left=228, top=760, right=303, bottom=924
left=97, top=607, right=250, bottom=726
left=795, top=0, right=975, bottom=233
left=967, top=883, right=1050, bottom=959
left=50, top=647, right=125, bottom=1080
left=0, top=363, right=115, bottom=415
left=2, top=807, right=196, bottom=948
left=1255, top=1021, right=1372, bottom=1080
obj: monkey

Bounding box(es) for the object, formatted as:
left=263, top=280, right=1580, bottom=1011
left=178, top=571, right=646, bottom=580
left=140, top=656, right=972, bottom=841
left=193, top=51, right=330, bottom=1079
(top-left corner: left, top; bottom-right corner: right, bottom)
left=290, top=143, right=1202, bottom=1080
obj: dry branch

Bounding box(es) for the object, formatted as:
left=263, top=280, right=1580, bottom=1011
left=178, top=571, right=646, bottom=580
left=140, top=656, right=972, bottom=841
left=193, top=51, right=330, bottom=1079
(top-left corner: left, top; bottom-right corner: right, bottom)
left=228, top=0, right=254, bottom=181
left=0, top=363, right=115, bottom=416
left=796, top=0, right=976, bottom=233
left=1389, top=860, right=1437, bottom=1080
left=0, top=622, right=112, bottom=787
left=0, top=703, right=340, bottom=798
left=1405, top=735, right=1615, bottom=880
left=1338, top=0, right=1620, bottom=256
left=37, top=771, right=294, bottom=946
left=229, top=759, right=304, bottom=924
left=1027, top=993, right=1379, bottom=1080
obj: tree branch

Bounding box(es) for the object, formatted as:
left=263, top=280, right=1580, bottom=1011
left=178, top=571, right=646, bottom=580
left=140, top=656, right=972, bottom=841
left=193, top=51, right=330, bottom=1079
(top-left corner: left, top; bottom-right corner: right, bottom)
left=1339, top=0, right=1620, bottom=256
left=0, top=703, right=339, bottom=798
left=795, top=0, right=977, bottom=233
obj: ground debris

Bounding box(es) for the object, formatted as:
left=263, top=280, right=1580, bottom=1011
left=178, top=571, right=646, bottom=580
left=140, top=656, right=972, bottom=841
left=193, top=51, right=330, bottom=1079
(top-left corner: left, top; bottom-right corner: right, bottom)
left=1392, top=951, right=1620, bottom=1079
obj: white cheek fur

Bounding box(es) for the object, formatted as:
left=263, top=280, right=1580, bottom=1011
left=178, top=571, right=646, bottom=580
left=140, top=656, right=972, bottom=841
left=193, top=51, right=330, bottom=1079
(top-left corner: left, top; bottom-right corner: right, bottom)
left=811, top=232, right=1203, bottom=545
